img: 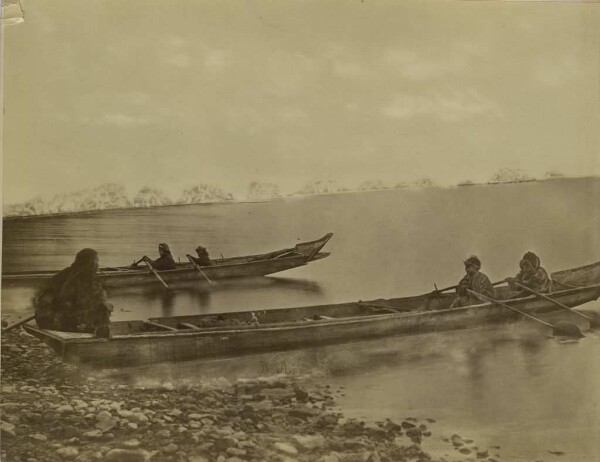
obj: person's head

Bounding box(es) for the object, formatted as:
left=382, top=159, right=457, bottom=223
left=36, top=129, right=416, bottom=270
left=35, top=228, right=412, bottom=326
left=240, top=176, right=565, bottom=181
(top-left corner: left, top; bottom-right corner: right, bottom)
left=72, top=248, right=99, bottom=274
left=195, top=245, right=206, bottom=257
left=158, top=243, right=171, bottom=257
left=519, top=259, right=534, bottom=272
left=521, top=251, right=540, bottom=270
left=464, top=255, right=481, bottom=276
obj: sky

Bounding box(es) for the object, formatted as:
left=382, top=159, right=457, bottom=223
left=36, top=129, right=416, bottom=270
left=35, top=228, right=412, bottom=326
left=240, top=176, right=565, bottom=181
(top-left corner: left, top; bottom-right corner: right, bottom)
left=2, top=0, right=599, bottom=204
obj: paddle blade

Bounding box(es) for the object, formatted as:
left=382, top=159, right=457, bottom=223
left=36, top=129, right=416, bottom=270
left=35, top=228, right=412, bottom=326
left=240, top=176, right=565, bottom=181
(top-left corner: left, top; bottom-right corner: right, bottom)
left=553, top=321, right=585, bottom=339
left=585, top=312, right=600, bottom=329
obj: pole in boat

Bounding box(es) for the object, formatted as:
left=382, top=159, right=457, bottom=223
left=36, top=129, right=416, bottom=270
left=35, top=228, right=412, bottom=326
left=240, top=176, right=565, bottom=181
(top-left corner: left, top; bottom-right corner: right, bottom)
left=467, top=290, right=584, bottom=338
left=2, top=314, right=36, bottom=333
left=143, top=260, right=170, bottom=289
left=186, top=254, right=214, bottom=286
left=433, top=279, right=505, bottom=295
left=512, top=281, right=597, bottom=328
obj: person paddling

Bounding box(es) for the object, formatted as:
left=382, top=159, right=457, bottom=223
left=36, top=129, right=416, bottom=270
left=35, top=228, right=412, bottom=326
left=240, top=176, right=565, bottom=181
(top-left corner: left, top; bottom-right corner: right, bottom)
left=33, top=248, right=113, bottom=338
left=190, top=245, right=213, bottom=267
left=133, top=243, right=177, bottom=270
left=505, top=251, right=551, bottom=295
left=451, top=256, right=495, bottom=308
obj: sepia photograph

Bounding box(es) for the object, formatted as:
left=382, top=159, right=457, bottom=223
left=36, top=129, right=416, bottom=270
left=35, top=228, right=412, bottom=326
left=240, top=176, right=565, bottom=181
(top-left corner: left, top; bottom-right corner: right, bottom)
left=1, top=1, right=599, bottom=461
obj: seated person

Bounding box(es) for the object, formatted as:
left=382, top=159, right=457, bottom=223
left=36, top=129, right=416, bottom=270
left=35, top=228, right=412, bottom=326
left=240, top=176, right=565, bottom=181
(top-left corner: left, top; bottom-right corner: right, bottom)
left=34, top=248, right=113, bottom=338
left=451, top=255, right=495, bottom=308
left=134, top=243, right=177, bottom=270
left=506, top=251, right=550, bottom=294
left=191, top=245, right=213, bottom=266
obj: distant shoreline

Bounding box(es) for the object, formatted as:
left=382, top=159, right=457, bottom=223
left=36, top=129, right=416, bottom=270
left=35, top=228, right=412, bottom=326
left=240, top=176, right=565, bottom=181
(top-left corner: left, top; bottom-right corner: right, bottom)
left=3, top=176, right=596, bottom=221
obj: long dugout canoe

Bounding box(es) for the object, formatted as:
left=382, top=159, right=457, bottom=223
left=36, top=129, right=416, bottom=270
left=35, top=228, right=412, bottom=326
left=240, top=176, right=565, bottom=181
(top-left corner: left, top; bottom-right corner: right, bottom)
left=22, top=260, right=600, bottom=368
left=2, top=233, right=333, bottom=289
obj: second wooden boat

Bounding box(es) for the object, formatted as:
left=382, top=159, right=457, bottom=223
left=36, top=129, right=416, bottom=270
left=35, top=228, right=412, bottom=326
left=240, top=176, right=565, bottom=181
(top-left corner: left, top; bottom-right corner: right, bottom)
left=2, top=233, right=333, bottom=289
left=22, top=260, right=600, bottom=368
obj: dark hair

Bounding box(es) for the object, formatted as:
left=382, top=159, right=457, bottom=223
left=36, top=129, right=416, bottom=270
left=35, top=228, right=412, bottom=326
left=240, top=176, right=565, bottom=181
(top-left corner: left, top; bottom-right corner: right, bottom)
left=464, top=255, right=481, bottom=270
left=158, top=243, right=172, bottom=253
left=521, top=251, right=540, bottom=270
left=72, top=248, right=99, bottom=274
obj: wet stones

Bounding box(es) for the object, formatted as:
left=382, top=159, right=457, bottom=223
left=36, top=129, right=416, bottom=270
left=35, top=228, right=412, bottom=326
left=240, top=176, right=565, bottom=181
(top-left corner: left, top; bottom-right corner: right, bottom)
left=121, top=439, right=141, bottom=449
left=288, top=406, right=321, bottom=419
left=261, top=388, right=295, bottom=401
left=364, top=422, right=388, bottom=440
left=383, top=419, right=403, bottom=432
left=56, top=404, right=75, bottom=414
left=55, top=446, right=79, bottom=460
left=95, top=411, right=117, bottom=432
left=405, top=427, right=422, bottom=441
left=294, top=387, right=310, bottom=403
left=340, top=420, right=364, bottom=437
left=0, top=420, right=16, bottom=437
left=293, top=434, right=326, bottom=450
left=226, top=447, right=247, bottom=457
left=401, top=420, right=416, bottom=430
left=103, top=449, right=151, bottom=462
left=83, top=430, right=104, bottom=440
left=29, top=433, right=47, bottom=442
left=316, top=414, right=339, bottom=428
left=162, top=443, right=178, bottom=453
left=451, top=434, right=464, bottom=447
left=274, top=441, right=299, bottom=456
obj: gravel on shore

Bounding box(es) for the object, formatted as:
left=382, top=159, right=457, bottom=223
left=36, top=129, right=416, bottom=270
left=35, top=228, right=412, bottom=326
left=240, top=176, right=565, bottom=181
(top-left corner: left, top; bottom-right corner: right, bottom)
left=1, top=327, right=497, bottom=462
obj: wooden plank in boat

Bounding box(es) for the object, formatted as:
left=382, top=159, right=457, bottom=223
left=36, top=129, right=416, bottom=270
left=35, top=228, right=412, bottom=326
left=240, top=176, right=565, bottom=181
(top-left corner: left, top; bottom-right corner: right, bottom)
left=44, top=330, right=95, bottom=339
left=144, top=321, right=178, bottom=331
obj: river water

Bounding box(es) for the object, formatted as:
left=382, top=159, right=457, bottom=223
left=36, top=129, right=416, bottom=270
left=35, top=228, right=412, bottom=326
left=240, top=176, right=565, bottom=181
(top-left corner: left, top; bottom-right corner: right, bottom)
left=2, top=178, right=600, bottom=461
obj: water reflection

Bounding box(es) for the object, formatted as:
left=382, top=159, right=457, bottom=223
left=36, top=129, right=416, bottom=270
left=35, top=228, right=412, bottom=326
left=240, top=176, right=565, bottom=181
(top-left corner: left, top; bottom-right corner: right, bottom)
left=264, top=277, right=324, bottom=295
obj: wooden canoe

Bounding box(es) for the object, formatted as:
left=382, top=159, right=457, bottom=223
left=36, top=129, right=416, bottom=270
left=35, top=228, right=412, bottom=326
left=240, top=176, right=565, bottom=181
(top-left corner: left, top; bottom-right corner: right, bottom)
left=2, top=233, right=333, bottom=289
left=22, top=260, right=600, bottom=368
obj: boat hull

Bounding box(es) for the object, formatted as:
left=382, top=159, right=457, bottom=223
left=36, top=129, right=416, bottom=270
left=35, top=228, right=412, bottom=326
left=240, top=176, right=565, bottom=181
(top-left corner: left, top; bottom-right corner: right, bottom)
left=22, top=284, right=600, bottom=368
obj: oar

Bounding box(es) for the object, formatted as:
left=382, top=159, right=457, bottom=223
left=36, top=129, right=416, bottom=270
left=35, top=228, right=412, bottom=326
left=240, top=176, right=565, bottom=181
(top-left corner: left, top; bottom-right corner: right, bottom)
left=512, top=281, right=597, bottom=327
left=144, top=260, right=170, bottom=289
left=131, top=257, right=146, bottom=267
left=432, top=279, right=505, bottom=295
left=467, top=289, right=584, bottom=338
left=186, top=255, right=214, bottom=286
left=2, top=314, right=36, bottom=333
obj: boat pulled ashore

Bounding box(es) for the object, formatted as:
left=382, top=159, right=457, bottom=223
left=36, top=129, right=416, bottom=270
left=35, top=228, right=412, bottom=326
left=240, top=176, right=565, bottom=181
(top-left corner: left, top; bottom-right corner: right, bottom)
left=22, top=260, right=600, bottom=368
left=2, top=233, right=333, bottom=289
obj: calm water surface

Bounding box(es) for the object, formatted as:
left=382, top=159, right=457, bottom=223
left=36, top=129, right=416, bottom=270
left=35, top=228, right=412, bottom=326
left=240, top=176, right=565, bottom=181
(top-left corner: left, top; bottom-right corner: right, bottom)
left=2, top=178, right=599, bottom=461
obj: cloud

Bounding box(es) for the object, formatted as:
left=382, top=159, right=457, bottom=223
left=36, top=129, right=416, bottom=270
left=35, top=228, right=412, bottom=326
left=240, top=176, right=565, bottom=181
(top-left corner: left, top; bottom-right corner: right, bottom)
left=332, top=61, right=372, bottom=79
left=203, top=50, right=230, bottom=72
left=87, top=113, right=157, bottom=127
left=122, top=92, right=151, bottom=106
left=166, top=35, right=187, bottom=48
left=264, top=51, right=320, bottom=96
left=166, top=53, right=192, bottom=69
left=533, top=55, right=583, bottom=87
left=382, top=88, right=501, bottom=122
left=383, top=42, right=485, bottom=81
